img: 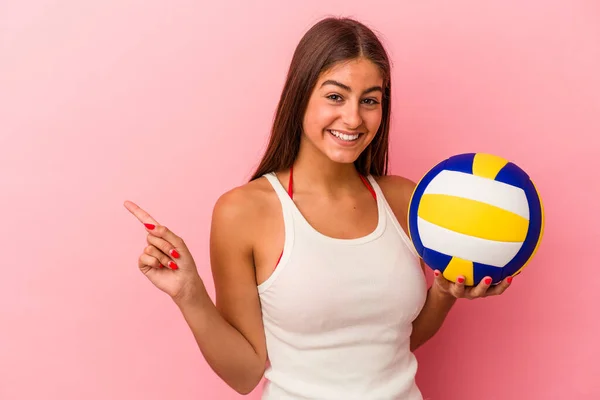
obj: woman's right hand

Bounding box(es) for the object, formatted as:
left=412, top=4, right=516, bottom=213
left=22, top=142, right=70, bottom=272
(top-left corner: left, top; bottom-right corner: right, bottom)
left=124, top=200, right=203, bottom=301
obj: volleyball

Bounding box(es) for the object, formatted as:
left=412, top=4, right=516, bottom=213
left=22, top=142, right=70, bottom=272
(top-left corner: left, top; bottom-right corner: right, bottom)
left=407, top=153, right=544, bottom=286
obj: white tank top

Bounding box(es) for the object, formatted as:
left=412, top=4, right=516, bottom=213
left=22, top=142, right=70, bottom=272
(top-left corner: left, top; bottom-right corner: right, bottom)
left=258, top=172, right=428, bottom=400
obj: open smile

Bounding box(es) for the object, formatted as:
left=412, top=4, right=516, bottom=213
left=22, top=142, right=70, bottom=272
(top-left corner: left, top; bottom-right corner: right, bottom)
left=327, top=129, right=363, bottom=142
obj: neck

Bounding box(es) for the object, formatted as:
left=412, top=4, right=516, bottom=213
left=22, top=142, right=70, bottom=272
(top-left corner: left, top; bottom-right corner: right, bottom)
left=290, top=140, right=364, bottom=194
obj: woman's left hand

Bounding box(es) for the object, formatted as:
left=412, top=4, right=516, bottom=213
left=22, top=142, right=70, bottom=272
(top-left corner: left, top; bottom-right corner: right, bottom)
left=431, top=270, right=513, bottom=300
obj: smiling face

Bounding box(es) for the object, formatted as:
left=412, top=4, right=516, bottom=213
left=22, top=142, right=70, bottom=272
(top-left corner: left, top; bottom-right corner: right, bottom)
left=300, top=57, right=384, bottom=166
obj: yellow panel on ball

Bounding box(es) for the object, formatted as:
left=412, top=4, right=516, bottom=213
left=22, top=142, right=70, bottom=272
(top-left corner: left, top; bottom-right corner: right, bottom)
left=472, top=153, right=508, bottom=179
left=443, top=257, right=474, bottom=286
left=417, top=194, right=529, bottom=242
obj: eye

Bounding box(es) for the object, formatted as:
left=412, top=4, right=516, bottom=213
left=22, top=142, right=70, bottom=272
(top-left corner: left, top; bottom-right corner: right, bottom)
left=362, top=98, right=380, bottom=106
left=327, top=94, right=343, bottom=102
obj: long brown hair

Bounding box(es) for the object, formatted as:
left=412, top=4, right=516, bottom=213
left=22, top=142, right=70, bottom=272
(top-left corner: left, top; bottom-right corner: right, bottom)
left=250, top=17, right=392, bottom=181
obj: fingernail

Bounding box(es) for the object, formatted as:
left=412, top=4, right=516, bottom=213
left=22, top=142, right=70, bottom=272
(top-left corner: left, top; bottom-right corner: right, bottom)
left=507, top=276, right=513, bottom=284
left=434, top=270, right=440, bottom=277
left=457, top=276, right=465, bottom=284
left=159, top=264, right=164, bottom=268
left=484, top=277, right=492, bottom=285
left=168, top=261, right=178, bottom=270
left=144, top=223, right=155, bottom=230
left=170, top=249, right=180, bottom=259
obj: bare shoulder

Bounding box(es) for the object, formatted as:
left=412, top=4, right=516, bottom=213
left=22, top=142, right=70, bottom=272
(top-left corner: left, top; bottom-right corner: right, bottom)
left=373, top=174, right=417, bottom=238
left=209, top=175, right=282, bottom=268
left=374, top=174, right=417, bottom=216
left=375, top=174, right=427, bottom=272
left=211, top=176, right=278, bottom=230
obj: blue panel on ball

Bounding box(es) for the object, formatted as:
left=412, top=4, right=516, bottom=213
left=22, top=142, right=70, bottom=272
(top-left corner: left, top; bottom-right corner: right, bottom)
left=501, top=178, right=543, bottom=278
left=422, top=247, right=453, bottom=273
left=408, top=159, right=448, bottom=257
left=444, top=153, right=475, bottom=174
left=473, top=262, right=504, bottom=285
left=494, top=162, right=529, bottom=189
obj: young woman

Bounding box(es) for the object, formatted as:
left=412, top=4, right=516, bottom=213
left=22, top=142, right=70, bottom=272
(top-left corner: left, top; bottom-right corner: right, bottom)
left=125, top=17, right=512, bottom=399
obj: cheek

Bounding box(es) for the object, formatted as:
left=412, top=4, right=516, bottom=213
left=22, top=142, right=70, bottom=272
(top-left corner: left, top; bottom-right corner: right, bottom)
left=365, top=109, right=383, bottom=133
left=304, top=103, right=338, bottom=134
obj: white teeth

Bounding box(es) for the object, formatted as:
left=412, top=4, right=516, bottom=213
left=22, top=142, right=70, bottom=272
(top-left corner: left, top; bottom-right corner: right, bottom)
left=330, top=130, right=360, bottom=141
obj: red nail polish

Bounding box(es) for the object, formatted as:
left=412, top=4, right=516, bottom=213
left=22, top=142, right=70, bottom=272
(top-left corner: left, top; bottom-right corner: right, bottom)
left=144, top=223, right=155, bottom=230
left=159, top=264, right=164, bottom=268
left=484, top=278, right=492, bottom=285
left=434, top=270, right=440, bottom=277
left=170, top=249, right=180, bottom=259
left=457, top=277, right=465, bottom=284
left=507, top=276, right=513, bottom=284
left=168, top=261, right=178, bottom=270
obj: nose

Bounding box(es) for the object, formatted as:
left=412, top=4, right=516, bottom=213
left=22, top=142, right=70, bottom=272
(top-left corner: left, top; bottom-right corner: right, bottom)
left=342, top=102, right=363, bottom=130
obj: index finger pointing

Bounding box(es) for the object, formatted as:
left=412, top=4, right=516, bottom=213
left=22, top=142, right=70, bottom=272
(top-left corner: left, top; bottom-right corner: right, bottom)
left=123, top=200, right=160, bottom=229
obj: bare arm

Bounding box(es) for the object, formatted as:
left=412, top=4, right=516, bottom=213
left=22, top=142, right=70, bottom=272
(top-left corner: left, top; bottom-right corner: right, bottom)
left=172, top=189, right=267, bottom=394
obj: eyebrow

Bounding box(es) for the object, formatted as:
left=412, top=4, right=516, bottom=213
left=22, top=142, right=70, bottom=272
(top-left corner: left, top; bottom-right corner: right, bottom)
left=320, top=79, right=382, bottom=95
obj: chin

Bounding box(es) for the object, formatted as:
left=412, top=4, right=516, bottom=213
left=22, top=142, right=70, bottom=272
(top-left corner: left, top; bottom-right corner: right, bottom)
left=324, top=150, right=363, bottom=165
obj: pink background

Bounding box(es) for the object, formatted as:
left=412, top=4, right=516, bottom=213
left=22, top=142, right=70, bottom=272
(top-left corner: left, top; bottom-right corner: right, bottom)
left=1, top=1, right=599, bottom=399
